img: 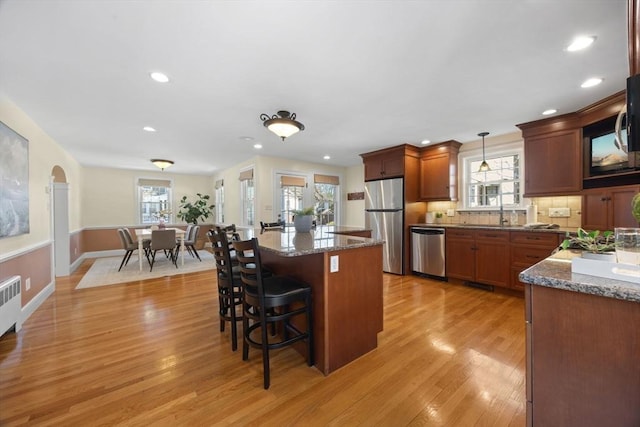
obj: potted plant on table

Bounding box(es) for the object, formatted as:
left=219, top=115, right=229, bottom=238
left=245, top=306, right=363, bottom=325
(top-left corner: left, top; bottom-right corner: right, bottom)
left=177, top=193, right=214, bottom=224
left=292, top=206, right=315, bottom=233
left=561, top=228, right=616, bottom=261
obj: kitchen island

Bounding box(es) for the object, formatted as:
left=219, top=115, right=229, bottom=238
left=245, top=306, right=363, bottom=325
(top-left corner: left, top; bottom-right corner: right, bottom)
left=519, top=250, right=640, bottom=427
left=244, top=226, right=384, bottom=375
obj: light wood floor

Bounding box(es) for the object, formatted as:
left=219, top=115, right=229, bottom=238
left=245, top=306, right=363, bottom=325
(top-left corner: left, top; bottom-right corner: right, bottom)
left=0, top=260, right=526, bottom=426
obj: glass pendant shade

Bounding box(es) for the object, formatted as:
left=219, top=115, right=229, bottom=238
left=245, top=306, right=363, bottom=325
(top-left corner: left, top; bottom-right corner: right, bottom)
left=477, top=131, right=490, bottom=172
left=151, top=159, right=174, bottom=170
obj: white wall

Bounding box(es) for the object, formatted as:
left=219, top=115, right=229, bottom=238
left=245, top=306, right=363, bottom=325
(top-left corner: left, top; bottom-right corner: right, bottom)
left=343, top=164, right=365, bottom=227
left=0, top=97, right=82, bottom=255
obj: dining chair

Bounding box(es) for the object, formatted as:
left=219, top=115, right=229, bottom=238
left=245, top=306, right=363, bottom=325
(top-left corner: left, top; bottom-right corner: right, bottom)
left=116, top=228, right=143, bottom=272
left=232, top=237, right=314, bottom=389
left=149, top=229, right=178, bottom=272
left=208, top=229, right=243, bottom=351
left=183, top=225, right=201, bottom=261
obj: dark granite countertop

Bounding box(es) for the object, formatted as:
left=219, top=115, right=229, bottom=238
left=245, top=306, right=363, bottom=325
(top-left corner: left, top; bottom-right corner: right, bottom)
left=519, top=249, right=640, bottom=303
left=241, top=225, right=383, bottom=257
left=409, top=223, right=573, bottom=234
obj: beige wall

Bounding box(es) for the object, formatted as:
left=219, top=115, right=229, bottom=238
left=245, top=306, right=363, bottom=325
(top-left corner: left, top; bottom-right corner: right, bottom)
left=344, top=164, right=365, bottom=227
left=81, top=167, right=214, bottom=227
left=215, top=155, right=356, bottom=226
left=0, top=98, right=82, bottom=256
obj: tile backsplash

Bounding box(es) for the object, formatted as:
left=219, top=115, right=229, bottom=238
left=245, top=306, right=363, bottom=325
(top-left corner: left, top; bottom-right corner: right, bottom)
left=425, top=196, right=582, bottom=229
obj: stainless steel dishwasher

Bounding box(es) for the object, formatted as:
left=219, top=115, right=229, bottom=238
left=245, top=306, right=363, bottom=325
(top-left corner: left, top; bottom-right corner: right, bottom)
left=411, top=227, right=446, bottom=279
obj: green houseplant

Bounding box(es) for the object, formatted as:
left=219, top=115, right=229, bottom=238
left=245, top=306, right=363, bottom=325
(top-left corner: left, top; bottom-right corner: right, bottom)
left=292, top=206, right=315, bottom=232
left=561, top=228, right=615, bottom=259
left=176, top=193, right=214, bottom=224
left=632, top=193, right=640, bottom=223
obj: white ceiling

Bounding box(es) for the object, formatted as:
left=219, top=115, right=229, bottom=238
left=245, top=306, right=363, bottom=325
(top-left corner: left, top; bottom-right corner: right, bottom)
left=0, top=0, right=630, bottom=175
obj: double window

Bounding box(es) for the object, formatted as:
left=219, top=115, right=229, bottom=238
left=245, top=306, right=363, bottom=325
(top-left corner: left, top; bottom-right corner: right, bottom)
left=276, top=173, right=340, bottom=225
left=465, top=150, right=522, bottom=209
left=137, top=178, right=172, bottom=224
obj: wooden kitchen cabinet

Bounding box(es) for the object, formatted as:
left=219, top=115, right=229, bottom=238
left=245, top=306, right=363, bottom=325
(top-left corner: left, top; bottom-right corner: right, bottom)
left=520, top=128, right=582, bottom=197
left=419, top=140, right=461, bottom=201
left=361, top=146, right=406, bottom=181
left=525, top=284, right=640, bottom=426
left=510, top=231, right=560, bottom=291
left=445, top=228, right=510, bottom=288
left=582, top=184, right=640, bottom=230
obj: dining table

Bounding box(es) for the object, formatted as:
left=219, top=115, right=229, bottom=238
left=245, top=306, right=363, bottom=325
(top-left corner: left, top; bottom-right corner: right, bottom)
left=135, top=227, right=186, bottom=271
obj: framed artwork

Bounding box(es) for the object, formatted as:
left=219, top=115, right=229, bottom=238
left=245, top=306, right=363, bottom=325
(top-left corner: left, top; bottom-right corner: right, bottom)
left=0, top=121, right=29, bottom=238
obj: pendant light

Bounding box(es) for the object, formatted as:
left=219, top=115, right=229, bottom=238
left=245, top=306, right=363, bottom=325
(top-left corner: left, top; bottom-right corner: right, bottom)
left=260, top=110, right=305, bottom=141
left=478, top=132, right=490, bottom=172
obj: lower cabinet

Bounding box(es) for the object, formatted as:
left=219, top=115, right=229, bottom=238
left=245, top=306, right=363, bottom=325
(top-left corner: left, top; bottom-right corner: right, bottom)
left=525, top=284, right=640, bottom=426
left=446, top=228, right=561, bottom=291
left=510, top=231, right=561, bottom=291
left=446, top=229, right=510, bottom=288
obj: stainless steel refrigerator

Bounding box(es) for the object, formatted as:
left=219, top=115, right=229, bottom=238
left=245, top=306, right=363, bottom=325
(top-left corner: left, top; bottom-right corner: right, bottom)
left=365, top=177, right=404, bottom=274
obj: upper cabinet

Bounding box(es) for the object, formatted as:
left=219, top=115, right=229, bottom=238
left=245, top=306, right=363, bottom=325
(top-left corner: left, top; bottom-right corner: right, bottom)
left=419, top=140, right=461, bottom=201
left=360, top=144, right=420, bottom=182
left=517, top=114, right=583, bottom=197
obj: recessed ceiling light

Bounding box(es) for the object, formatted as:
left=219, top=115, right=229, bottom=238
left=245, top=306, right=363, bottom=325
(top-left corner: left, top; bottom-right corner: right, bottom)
left=150, top=72, right=169, bottom=83
left=542, top=109, right=557, bottom=116
left=421, top=139, right=431, bottom=145
left=567, top=36, right=596, bottom=52
left=253, top=143, right=262, bottom=149
left=581, top=77, right=603, bottom=88
left=323, top=155, right=331, bottom=160
left=143, top=126, right=156, bottom=132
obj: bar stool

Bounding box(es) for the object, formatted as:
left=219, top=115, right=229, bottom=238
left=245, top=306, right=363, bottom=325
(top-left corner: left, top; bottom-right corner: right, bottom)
left=232, top=237, right=314, bottom=389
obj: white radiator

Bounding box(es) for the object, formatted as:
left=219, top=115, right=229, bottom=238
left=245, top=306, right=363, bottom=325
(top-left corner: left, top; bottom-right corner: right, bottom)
left=0, top=275, right=22, bottom=336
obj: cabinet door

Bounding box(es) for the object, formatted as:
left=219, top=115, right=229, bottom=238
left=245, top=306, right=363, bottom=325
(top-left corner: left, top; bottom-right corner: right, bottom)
left=446, top=232, right=474, bottom=281
left=475, top=231, right=510, bottom=287
left=610, top=185, right=640, bottom=227
left=363, top=152, right=404, bottom=181
left=381, top=155, right=404, bottom=179
left=419, top=153, right=451, bottom=200
left=524, top=130, right=582, bottom=197
left=581, top=189, right=609, bottom=230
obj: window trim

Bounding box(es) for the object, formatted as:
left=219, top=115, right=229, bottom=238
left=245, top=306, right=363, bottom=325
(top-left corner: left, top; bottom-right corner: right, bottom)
left=135, top=176, right=174, bottom=225
left=459, top=141, right=524, bottom=210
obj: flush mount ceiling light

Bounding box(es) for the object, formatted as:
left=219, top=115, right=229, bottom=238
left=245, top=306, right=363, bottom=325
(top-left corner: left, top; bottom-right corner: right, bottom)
left=150, top=72, right=170, bottom=83
left=478, top=132, right=490, bottom=172
left=151, top=159, right=174, bottom=170
left=260, top=110, right=305, bottom=141
left=567, top=36, right=596, bottom=52
left=581, top=77, right=603, bottom=88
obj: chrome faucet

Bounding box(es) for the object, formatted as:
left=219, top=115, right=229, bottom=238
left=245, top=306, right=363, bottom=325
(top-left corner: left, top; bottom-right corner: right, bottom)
left=499, top=205, right=508, bottom=226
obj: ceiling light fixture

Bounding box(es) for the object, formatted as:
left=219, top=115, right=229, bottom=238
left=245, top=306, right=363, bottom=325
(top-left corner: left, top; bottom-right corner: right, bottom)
left=150, top=72, right=169, bottom=83
left=260, top=110, right=305, bottom=141
left=421, top=139, right=431, bottom=145
left=253, top=144, right=263, bottom=149
left=478, top=132, right=490, bottom=172
left=143, top=126, right=156, bottom=132
left=542, top=109, right=557, bottom=116
left=567, top=36, right=596, bottom=52
left=151, top=159, right=174, bottom=170
left=581, top=77, right=603, bottom=88
left=323, top=155, right=331, bottom=160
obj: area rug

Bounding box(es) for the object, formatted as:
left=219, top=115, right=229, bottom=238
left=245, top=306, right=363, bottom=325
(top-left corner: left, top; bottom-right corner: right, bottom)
left=76, top=250, right=215, bottom=289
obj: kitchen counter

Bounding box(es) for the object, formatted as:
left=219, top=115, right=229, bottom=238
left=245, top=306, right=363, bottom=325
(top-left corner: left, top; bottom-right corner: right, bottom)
left=240, top=224, right=384, bottom=376
left=410, top=223, right=573, bottom=234
left=246, top=225, right=380, bottom=257
left=519, top=249, right=640, bottom=303
left=519, top=249, right=640, bottom=425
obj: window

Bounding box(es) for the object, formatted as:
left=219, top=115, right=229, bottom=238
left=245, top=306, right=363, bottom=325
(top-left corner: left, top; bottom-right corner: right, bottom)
left=466, top=153, right=521, bottom=208
left=278, top=174, right=307, bottom=224
left=214, top=179, right=224, bottom=224
left=137, top=178, right=172, bottom=224
left=239, top=169, right=255, bottom=226
left=314, top=174, right=339, bottom=225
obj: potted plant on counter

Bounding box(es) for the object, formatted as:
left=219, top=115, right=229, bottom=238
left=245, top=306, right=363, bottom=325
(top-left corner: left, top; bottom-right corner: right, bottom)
left=632, top=192, right=640, bottom=223
left=561, top=228, right=616, bottom=261
left=292, top=206, right=315, bottom=233
left=177, top=193, right=214, bottom=224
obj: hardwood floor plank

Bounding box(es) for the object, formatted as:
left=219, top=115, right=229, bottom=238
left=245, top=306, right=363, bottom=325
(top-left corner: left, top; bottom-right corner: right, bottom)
left=0, top=260, right=526, bottom=426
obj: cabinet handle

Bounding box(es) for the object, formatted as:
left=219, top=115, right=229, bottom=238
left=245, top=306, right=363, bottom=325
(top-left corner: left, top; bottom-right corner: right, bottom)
left=600, top=197, right=607, bottom=201
left=526, top=236, right=541, bottom=240
left=526, top=255, right=541, bottom=260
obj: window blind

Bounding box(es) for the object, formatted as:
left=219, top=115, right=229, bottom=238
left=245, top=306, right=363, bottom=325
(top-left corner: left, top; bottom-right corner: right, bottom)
left=314, top=174, right=339, bottom=185
left=239, top=169, right=254, bottom=181
left=280, top=175, right=306, bottom=187
left=138, top=178, right=171, bottom=187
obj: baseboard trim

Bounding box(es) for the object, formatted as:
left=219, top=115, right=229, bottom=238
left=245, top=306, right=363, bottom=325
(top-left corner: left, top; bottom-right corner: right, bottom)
left=21, top=280, right=55, bottom=327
